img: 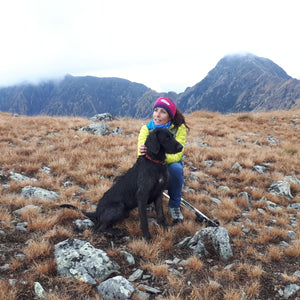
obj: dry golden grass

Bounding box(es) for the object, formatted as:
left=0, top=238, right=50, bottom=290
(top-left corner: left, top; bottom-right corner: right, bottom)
left=142, top=262, right=168, bottom=278
left=284, top=239, right=300, bottom=257
left=184, top=255, right=204, bottom=272
left=0, top=280, right=17, bottom=300
left=0, top=109, right=300, bottom=299
left=24, top=239, right=52, bottom=260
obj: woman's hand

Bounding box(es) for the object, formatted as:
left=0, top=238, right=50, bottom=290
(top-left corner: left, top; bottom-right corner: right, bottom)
left=140, top=144, right=147, bottom=155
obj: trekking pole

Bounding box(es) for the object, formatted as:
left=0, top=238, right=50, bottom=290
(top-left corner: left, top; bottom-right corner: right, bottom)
left=163, top=192, right=219, bottom=227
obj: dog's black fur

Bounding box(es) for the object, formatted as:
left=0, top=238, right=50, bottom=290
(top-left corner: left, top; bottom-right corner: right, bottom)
left=61, top=128, right=183, bottom=240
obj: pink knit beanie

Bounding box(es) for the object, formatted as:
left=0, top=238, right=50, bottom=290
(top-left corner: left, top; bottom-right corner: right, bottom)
left=153, top=97, right=177, bottom=119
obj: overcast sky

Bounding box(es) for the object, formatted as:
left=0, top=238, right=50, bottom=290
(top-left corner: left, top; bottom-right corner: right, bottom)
left=0, top=0, right=299, bottom=93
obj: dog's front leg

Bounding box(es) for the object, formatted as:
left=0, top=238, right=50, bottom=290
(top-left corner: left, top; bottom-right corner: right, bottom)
left=136, top=191, right=151, bottom=241
left=154, top=195, right=166, bottom=228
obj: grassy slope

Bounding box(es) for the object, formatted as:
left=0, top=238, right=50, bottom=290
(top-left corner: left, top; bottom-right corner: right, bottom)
left=0, top=109, right=299, bottom=299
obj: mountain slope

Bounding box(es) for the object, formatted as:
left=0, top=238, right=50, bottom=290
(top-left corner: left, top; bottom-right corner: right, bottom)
left=0, top=75, right=160, bottom=118
left=0, top=53, right=300, bottom=117
left=177, top=54, right=300, bottom=113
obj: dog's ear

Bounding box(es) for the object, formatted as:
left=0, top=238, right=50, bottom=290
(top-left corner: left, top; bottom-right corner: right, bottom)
left=145, top=130, right=160, bottom=154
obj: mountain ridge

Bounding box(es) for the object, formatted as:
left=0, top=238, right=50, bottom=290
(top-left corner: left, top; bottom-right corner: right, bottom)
left=0, top=53, right=300, bottom=117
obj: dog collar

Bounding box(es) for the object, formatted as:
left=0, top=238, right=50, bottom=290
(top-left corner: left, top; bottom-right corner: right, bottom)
left=145, top=154, right=165, bottom=165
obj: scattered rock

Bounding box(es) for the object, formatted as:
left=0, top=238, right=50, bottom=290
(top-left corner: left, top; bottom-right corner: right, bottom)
left=111, top=127, right=124, bottom=135
left=211, top=197, right=222, bottom=204
left=34, top=282, right=47, bottom=299
left=73, top=219, right=94, bottom=231
left=187, top=141, right=210, bottom=148
left=120, top=250, right=135, bottom=265
left=232, top=162, right=242, bottom=170
left=238, top=191, right=252, bottom=206
left=287, top=203, right=300, bottom=210
left=137, top=284, right=161, bottom=294
left=89, top=113, right=117, bottom=122
left=21, top=186, right=59, bottom=200
left=267, top=136, right=280, bottom=144
left=97, top=275, right=135, bottom=300
left=204, top=160, right=214, bottom=167
left=268, top=181, right=293, bottom=200
left=15, top=222, right=28, bottom=232
left=54, top=238, right=120, bottom=284
left=283, top=283, right=300, bottom=299
left=284, top=175, right=300, bottom=188
left=79, top=123, right=110, bottom=136
left=253, top=165, right=266, bottom=174
left=39, top=166, right=51, bottom=174
left=13, top=205, right=41, bottom=216
left=9, top=172, right=37, bottom=182
left=128, top=269, right=143, bottom=282
left=186, top=226, right=233, bottom=261
left=218, top=186, right=230, bottom=192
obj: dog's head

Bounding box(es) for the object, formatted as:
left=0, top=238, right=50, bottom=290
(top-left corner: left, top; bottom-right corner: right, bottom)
left=146, top=128, right=183, bottom=155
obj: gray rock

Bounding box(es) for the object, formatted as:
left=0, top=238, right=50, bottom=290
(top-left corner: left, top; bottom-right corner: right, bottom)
left=218, top=185, right=230, bottom=192
left=97, top=276, right=135, bottom=300
left=73, top=219, right=94, bottom=231
left=128, top=269, right=143, bottom=282
left=63, top=180, right=73, bottom=187
left=268, top=181, right=293, bottom=200
left=187, top=141, right=210, bottom=148
left=283, top=283, right=300, bottom=299
left=89, top=113, right=117, bottom=122
left=34, top=282, right=47, bottom=299
left=267, top=136, right=279, bottom=144
left=0, top=264, right=10, bottom=271
left=137, top=284, right=161, bottom=294
left=79, top=123, right=110, bottom=135
left=187, top=226, right=233, bottom=261
left=287, top=231, right=296, bottom=240
left=120, top=250, right=135, bottom=265
left=238, top=192, right=252, bottom=206
left=287, top=203, right=300, bottom=210
left=284, top=175, right=300, bottom=188
left=15, top=222, right=28, bottom=232
left=21, top=186, right=59, bottom=200
left=294, top=270, right=300, bottom=280
left=55, top=238, right=120, bottom=284
left=211, top=197, right=222, bottom=204
left=13, top=205, right=41, bottom=216
left=204, top=160, right=214, bottom=167
left=280, top=241, right=290, bottom=247
left=232, top=162, right=242, bottom=170
left=111, top=127, right=124, bottom=135
left=9, top=172, right=37, bottom=182
left=39, top=166, right=51, bottom=174
left=253, top=165, right=266, bottom=174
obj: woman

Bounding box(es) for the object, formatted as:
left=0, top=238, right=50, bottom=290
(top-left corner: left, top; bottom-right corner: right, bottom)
left=137, top=97, right=188, bottom=223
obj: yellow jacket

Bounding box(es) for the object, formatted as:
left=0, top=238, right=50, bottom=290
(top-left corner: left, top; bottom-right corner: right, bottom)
left=137, top=123, right=187, bottom=164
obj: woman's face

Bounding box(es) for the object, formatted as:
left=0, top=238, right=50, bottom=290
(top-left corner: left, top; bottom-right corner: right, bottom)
left=153, top=107, right=171, bottom=125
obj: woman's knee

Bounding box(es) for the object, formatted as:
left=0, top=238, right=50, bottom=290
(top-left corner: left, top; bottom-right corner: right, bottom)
left=168, top=162, right=184, bottom=180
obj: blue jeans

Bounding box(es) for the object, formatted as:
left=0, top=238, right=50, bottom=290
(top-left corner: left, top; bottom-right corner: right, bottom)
left=167, top=162, right=184, bottom=208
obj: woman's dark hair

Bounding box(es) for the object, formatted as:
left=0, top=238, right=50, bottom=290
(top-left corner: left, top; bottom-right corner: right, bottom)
left=173, top=109, right=190, bottom=130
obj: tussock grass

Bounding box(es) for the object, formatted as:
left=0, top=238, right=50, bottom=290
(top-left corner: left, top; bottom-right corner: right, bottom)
left=0, top=109, right=300, bottom=299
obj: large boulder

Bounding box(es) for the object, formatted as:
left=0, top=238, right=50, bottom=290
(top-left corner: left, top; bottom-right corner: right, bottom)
left=186, top=226, right=233, bottom=261
left=54, top=238, right=120, bottom=284
left=79, top=123, right=110, bottom=136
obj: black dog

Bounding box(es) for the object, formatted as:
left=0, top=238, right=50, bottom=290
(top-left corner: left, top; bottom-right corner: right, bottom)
left=61, top=128, right=183, bottom=240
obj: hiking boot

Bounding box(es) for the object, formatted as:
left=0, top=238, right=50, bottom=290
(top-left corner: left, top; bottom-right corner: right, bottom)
left=169, top=207, right=183, bottom=223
